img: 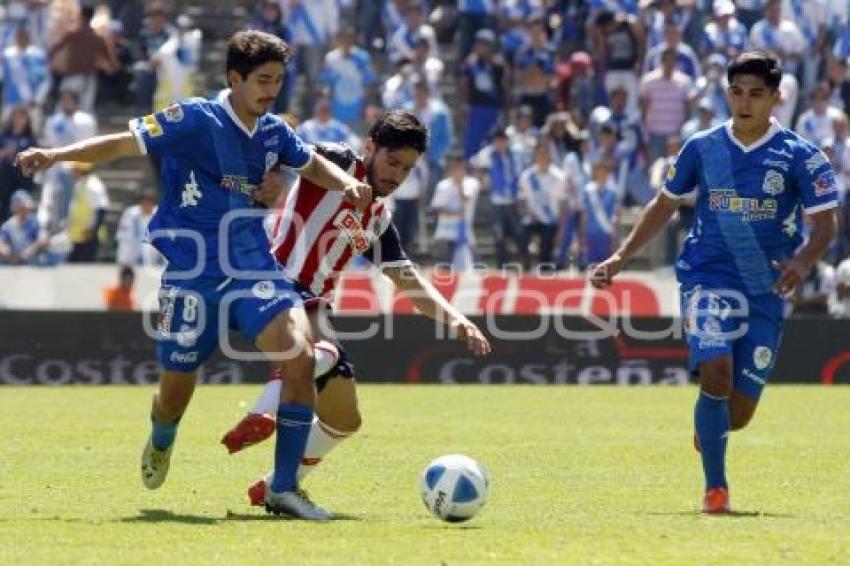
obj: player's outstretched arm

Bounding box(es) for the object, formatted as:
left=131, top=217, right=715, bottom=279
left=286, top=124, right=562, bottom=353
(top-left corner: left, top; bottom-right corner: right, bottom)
left=773, top=208, right=838, bottom=297
left=15, top=132, right=142, bottom=176
left=384, top=264, right=492, bottom=357
left=299, top=152, right=372, bottom=210
left=589, top=191, right=680, bottom=289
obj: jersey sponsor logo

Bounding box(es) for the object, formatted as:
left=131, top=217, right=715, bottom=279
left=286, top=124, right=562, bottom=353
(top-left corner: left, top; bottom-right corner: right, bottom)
left=265, top=152, right=278, bottom=173
left=333, top=209, right=370, bottom=253
left=163, top=104, right=184, bottom=123
left=741, top=367, right=766, bottom=385
left=180, top=170, right=202, bottom=207
left=708, top=189, right=777, bottom=221
left=762, top=169, right=785, bottom=195
left=805, top=151, right=829, bottom=174
left=762, top=158, right=789, bottom=172
left=252, top=280, right=276, bottom=300
left=768, top=147, right=793, bottom=159
left=142, top=114, right=163, bottom=137
left=813, top=170, right=837, bottom=197
left=753, top=346, right=773, bottom=370
left=264, top=135, right=279, bottom=147
left=220, top=175, right=256, bottom=198
left=170, top=351, right=198, bottom=364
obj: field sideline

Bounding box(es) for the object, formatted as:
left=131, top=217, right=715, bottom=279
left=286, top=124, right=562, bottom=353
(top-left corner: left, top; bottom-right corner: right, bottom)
left=1, top=385, right=848, bottom=565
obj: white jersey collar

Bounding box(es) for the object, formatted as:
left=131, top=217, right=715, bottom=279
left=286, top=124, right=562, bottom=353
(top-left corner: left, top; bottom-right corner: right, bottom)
left=218, top=89, right=258, bottom=138
left=724, top=117, right=781, bottom=153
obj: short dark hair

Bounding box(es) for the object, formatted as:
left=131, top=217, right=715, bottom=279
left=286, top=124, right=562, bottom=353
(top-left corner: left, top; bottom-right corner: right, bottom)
left=368, top=111, right=429, bottom=154
left=226, top=30, right=292, bottom=84
left=727, top=51, right=782, bottom=90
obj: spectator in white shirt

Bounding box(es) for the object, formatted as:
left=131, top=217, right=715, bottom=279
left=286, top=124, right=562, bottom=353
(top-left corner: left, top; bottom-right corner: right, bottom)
left=116, top=189, right=163, bottom=267
left=795, top=82, right=846, bottom=147
left=430, top=155, right=480, bottom=271
left=42, top=89, right=97, bottom=148
left=518, top=142, right=565, bottom=272
left=388, top=4, right=438, bottom=66
left=748, top=0, right=806, bottom=77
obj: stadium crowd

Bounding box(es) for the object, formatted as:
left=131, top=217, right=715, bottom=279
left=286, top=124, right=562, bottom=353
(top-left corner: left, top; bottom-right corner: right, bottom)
left=2, top=0, right=850, bottom=317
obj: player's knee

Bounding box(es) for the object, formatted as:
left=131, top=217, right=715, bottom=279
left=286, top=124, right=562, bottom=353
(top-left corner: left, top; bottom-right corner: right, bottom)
left=729, top=410, right=753, bottom=430
left=699, top=359, right=733, bottom=397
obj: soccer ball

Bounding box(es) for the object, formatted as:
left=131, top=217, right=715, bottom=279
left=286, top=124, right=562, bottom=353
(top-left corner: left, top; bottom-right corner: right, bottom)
left=420, top=454, right=489, bottom=522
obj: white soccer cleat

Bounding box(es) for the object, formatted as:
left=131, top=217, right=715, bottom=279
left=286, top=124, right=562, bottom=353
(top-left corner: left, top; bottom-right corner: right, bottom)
left=141, top=437, right=174, bottom=490
left=264, top=487, right=332, bottom=521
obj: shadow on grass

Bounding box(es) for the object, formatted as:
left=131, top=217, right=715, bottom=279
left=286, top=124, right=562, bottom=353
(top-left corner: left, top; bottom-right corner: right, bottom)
left=118, top=509, right=363, bottom=524
left=644, top=510, right=796, bottom=519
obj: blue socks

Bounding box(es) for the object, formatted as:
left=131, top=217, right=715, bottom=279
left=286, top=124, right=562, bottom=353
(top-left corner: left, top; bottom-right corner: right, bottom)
left=694, top=391, right=730, bottom=490
left=151, top=419, right=178, bottom=451
left=271, top=403, right=314, bottom=493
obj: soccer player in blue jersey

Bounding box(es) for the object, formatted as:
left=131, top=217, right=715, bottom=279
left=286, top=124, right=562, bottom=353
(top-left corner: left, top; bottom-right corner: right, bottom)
left=590, top=51, right=838, bottom=513
left=16, top=30, right=374, bottom=520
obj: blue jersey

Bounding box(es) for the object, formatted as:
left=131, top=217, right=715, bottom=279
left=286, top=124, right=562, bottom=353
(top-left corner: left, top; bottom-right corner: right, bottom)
left=129, top=91, right=312, bottom=277
left=664, top=119, right=838, bottom=305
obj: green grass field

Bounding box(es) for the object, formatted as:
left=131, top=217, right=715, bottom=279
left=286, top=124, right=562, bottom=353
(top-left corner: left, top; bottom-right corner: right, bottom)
left=1, top=386, right=848, bottom=565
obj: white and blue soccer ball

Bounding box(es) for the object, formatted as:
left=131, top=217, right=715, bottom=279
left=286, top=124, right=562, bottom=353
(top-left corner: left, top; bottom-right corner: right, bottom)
left=420, top=454, right=489, bottom=522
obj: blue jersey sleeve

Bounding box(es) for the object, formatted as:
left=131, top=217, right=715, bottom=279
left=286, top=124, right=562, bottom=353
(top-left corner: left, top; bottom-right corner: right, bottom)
left=662, top=138, right=700, bottom=199
left=128, top=100, right=203, bottom=158
left=276, top=120, right=312, bottom=170
left=792, top=144, right=839, bottom=214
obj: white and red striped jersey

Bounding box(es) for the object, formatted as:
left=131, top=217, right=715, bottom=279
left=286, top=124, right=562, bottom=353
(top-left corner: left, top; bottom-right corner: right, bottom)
left=268, top=143, right=411, bottom=298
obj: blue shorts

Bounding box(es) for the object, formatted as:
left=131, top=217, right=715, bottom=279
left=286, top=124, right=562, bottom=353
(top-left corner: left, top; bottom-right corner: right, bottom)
left=681, top=286, right=783, bottom=400
left=156, top=269, right=303, bottom=372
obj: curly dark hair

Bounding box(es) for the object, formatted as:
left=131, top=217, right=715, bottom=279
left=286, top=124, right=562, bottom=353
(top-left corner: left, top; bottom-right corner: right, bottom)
left=226, top=30, right=292, bottom=85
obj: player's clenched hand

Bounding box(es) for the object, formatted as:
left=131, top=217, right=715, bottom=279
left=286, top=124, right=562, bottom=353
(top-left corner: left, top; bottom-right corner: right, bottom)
left=254, top=171, right=287, bottom=207
left=343, top=182, right=372, bottom=210
left=15, top=147, right=57, bottom=176
left=589, top=253, right=623, bottom=289
left=772, top=258, right=808, bottom=298
left=452, top=320, right=492, bottom=357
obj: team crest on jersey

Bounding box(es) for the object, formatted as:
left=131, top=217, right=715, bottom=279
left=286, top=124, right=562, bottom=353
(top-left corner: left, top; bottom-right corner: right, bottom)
left=252, top=280, right=276, bottom=300
left=265, top=152, right=278, bottom=173
left=163, top=104, right=184, bottom=123
left=805, top=151, right=829, bottom=174
left=762, top=170, right=785, bottom=195
left=813, top=170, right=837, bottom=197
left=333, top=209, right=370, bottom=253
left=753, top=346, right=772, bottom=370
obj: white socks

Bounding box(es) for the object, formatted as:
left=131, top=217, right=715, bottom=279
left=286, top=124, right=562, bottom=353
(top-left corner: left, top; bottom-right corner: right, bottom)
left=250, top=340, right=339, bottom=415
left=296, top=418, right=350, bottom=482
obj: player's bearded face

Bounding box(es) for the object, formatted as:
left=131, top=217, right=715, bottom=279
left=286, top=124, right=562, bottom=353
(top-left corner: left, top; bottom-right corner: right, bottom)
left=366, top=146, right=420, bottom=197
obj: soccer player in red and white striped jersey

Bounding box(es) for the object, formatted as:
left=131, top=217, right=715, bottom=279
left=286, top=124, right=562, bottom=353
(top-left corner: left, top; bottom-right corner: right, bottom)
left=221, top=111, right=492, bottom=505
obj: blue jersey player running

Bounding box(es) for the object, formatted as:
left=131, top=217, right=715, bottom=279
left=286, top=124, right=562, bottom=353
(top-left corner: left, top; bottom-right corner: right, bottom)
left=16, top=30, right=374, bottom=520
left=590, top=51, right=838, bottom=513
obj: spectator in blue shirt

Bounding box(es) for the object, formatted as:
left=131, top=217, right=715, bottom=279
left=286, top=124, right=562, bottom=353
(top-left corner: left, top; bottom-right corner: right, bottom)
left=460, top=29, right=508, bottom=158
left=321, top=26, right=376, bottom=134
left=0, top=190, right=48, bottom=265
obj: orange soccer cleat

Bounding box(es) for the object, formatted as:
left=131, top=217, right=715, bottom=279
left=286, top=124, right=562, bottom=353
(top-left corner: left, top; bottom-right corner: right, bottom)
left=221, top=413, right=276, bottom=454
left=702, top=487, right=730, bottom=514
